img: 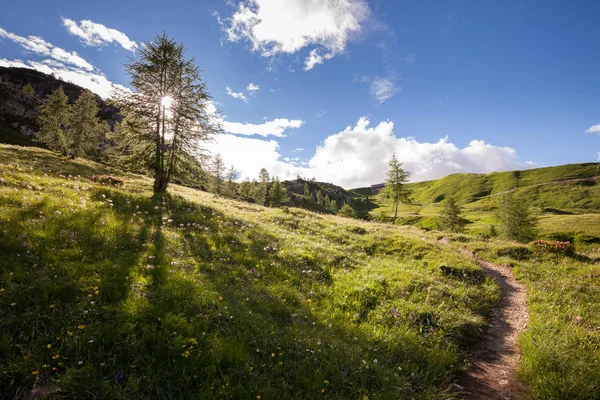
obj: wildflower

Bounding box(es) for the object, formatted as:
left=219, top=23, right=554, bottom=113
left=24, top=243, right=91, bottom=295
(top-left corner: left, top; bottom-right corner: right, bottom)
left=256, top=396, right=261, bottom=399
left=31, top=370, right=39, bottom=375
left=49, top=304, right=55, bottom=309
left=77, top=325, right=85, bottom=330
left=67, top=331, right=73, bottom=336
left=78, top=361, right=83, bottom=365
left=324, top=380, right=329, bottom=384
left=182, top=351, right=190, bottom=358
left=47, top=344, right=51, bottom=349
left=271, top=353, right=275, bottom=357
left=52, top=367, right=57, bottom=371
left=52, top=354, right=59, bottom=360
left=321, top=389, right=325, bottom=393
left=115, top=370, right=124, bottom=384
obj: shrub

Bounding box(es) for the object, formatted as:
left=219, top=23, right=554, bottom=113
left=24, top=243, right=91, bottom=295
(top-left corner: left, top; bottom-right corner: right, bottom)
left=495, top=246, right=532, bottom=260
left=530, top=240, right=575, bottom=256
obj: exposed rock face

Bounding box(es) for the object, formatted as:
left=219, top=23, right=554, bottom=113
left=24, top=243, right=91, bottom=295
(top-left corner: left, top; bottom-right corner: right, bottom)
left=0, top=66, right=120, bottom=140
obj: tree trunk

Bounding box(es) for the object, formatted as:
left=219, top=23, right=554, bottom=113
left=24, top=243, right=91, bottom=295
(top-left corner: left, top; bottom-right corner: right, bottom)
left=153, top=172, right=168, bottom=192
left=394, top=203, right=398, bottom=220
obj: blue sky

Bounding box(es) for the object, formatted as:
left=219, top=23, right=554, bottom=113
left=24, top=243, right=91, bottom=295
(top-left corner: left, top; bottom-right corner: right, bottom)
left=1, top=0, right=599, bottom=187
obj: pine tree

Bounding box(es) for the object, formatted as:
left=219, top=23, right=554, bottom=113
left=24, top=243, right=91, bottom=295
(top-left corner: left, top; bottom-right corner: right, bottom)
left=113, top=33, right=221, bottom=193
left=67, top=90, right=104, bottom=158
left=255, top=168, right=270, bottom=206
left=439, top=196, right=465, bottom=232
left=37, top=86, right=70, bottom=155
left=22, top=83, right=35, bottom=96
left=317, top=190, right=325, bottom=208
left=224, top=165, right=238, bottom=198
left=270, top=177, right=286, bottom=207
left=329, top=198, right=338, bottom=213
left=338, top=203, right=356, bottom=218
left=303, top=182, right=311, bottom=200
left=239, top=178, right=253, bottom=200
left=495, top=193, right=539, bottom=242
left=210, top=154, right=225, bottom=196
left=382, top=154, right=411, bottom=220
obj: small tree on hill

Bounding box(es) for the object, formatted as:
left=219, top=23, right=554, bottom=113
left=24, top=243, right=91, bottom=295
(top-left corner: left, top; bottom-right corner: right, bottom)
left=22, top=83, right=35, bottom=96
left=329, top=198, right=338, bottom=213
left=495, top=193, right=539, bottom=242
left=338, top=203, right=356, bottom=218
left=270, top=177, right=286, bottom=207
left=37, top=86, right=70, bottom=155
left=255, top=168, right=270, bottom=206
left=224, top=165, right=239, bottom=198
left=304, top=182, right=311, bottom=200
left=439, top=195, right=465, bottom=232
left=317, top=190, right=325, bottom=208
left=68, top=90, right=105, bottom=158
left=382, top=154, right=411, bottom=220
left=239, top=178, right=253, bottom=200
left=210, top=154, right=226, bottom=196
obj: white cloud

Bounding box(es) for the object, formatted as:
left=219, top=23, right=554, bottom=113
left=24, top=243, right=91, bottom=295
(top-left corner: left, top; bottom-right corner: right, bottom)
left=226, top=86, right=248, bottom=102
left=222, top=118, right=304, bottom=137
left=62, top=18, right=137, bottom=51
left=0, top=58, right=127, bottom=99
left=370, top=76, right=399, bottom=103
left=0, top=27, right=93, bottom=71
left=404, top=53, right=416, bottom=64
left=212, top=117, right=523, bottom=188
left=597, top=152, right=600, bottom=161
left=294, top=148, right=304, bottom=152
left=246, top=82, right=260, bottom=93
left=585, top=124, right=600, bottom=134
left=223, top=0, right=370, bottom=69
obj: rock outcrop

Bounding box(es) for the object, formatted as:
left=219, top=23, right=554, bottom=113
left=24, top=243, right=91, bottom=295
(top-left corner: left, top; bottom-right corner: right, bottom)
left=0, top=66, right=120, bottom=141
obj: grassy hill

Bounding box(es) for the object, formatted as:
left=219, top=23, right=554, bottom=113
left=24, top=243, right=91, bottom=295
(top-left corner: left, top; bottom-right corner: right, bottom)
left=0, top=145, right=498, bottom=399
left=358, top=163, right=600, bottom=239
left=1, top=145, right=599, bottom=399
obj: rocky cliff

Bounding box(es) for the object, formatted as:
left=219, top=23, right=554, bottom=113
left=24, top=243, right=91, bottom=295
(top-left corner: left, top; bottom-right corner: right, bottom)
left=0, top=66, right=120, bottom=141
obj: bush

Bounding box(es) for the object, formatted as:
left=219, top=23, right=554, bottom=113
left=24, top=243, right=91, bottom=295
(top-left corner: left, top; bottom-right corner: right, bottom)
left=530, top=240, right=575, bottom=256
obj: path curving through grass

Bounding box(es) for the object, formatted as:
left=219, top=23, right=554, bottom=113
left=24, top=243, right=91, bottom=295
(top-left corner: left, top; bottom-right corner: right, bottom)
left=459, top=248, right=529, bottom=400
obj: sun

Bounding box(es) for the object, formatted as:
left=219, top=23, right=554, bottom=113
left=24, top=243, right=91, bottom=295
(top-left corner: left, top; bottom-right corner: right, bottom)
left=161, top=95, right=173, bottom=109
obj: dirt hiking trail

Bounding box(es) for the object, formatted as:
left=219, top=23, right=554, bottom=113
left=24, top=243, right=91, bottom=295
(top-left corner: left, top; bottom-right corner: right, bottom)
left=459, top=247, right=530, bottom=400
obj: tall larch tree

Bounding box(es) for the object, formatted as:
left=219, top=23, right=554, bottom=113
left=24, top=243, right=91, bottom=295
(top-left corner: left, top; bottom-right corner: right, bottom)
left=439, top=195, right=465, bottom=232
left=270, top=177, right=285, bottom=207
left=68, top=90, right=104, bottom=158
left=37, top=86, right=70, bottom=155
left=210, top=154, right=226, bottom=196
left=382, top=154, right=411, bottom=220
left=224, top=165, right=239, bottom=198
left=113, top=33, right=221, bottom=192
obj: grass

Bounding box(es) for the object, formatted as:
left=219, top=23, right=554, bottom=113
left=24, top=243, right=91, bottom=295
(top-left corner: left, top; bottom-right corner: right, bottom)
left=0, top=145, right=499, bottom=399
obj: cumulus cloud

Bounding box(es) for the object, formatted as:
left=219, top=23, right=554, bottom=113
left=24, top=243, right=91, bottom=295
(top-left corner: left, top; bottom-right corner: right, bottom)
left=585, top=124, right=600, bottom=134
left=246, top=82, right=260, bottom=93
left=211, top=117, right=523, bottom=187
left=0, top=27, right=93, bottom=71
left=222, top=0, right=370, bottom=69
left=225, top=86, right=248, bottom=102
left=370, top=76, right=399, bottom=103
left=62, top=18, right=137, bottom=51
left=0, top=58, right=127, bottom=99
left=222, top=118, right=304, bottom=137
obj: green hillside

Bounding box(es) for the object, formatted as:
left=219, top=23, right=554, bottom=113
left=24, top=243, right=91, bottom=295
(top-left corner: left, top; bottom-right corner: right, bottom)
left=360, top=164, right=600, bottom=238
left=0, top=144, right=497, bottom=399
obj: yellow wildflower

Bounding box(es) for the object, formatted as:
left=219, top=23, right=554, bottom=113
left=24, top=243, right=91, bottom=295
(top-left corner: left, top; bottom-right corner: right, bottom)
left=31, top=370, right=39, bottom=375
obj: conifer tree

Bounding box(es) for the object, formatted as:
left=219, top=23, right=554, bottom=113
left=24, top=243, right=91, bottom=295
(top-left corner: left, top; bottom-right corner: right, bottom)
left=303, top=182, right=311, bottom=200
left=68, top=90, right=104, bottom=158
left=37, top=86, right=70, bottom=155
left=329, top=198, right=338, bottom=213
left=338, top=203, right=356, bottom=218
left=239, top=178, right=253, bottom=200
left=255, top=168, right=270, bottom=206
left=113, top=33, right=221, bottom=192
left=270, top=177, right=286, bottom=207
left=495, top=193, right=539, bottom=242
left=439, top=196, right=465, bottom=232
left=210, top=154, right=225, bottom=196
left=22, top=83, right=35, bottom=96
left=317, top=190, right=325, bottom=208
left=224, top=165, right=238, bottom=198
left=382, top=154, right=411, bottom=220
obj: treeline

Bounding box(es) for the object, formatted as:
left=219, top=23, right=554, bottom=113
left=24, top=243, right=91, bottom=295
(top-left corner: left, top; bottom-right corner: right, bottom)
left=35, top=87, right=109, bottom=159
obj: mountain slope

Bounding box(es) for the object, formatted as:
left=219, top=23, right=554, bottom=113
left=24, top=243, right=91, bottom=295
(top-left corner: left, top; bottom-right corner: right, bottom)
left=0, top=144, right=498, bottom=399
